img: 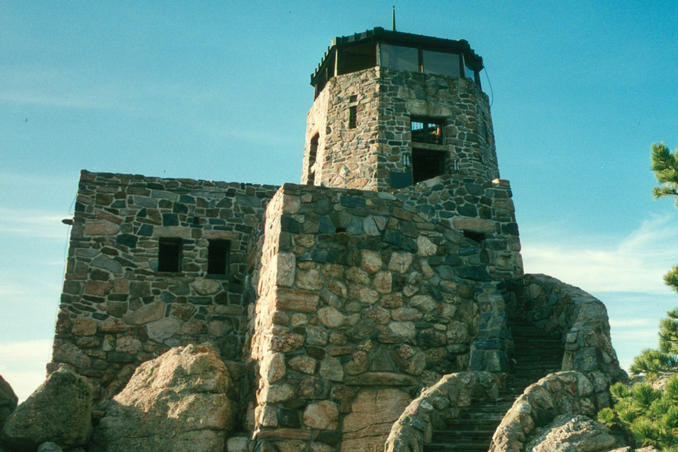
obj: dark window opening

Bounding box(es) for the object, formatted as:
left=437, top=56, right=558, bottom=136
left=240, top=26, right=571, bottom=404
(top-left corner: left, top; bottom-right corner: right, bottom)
left=339, top=42, right=376, bottom=75
left=348, top=106, right=357, bottom=129
left=411, top=118, right=444, bottom=145
left=480, top=121, right=488, bottom=144
left=208, top=239, right=230, bottom=275
left=308, top=134, right=319, bottom=185
left=412, top=148, right=446, bottom=183
left=335, top=227, right=347, bottom=233
left=422, top=50, right=461, bottom=78
left=158, top=238, right=182, bottom=272
left=463, top=230, right=485, bottom=243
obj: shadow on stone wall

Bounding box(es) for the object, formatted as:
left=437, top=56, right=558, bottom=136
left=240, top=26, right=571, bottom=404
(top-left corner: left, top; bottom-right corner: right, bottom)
left=502, top=273, right=626, bottom=385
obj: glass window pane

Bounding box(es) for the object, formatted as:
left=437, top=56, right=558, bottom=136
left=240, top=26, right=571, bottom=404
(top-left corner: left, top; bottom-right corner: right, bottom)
left=380, top=44, right=418, bottom=72
left=464, top=63, right=475, bottom=80
left=423, top=50, right=460, bottom=77
left=411, top=118, right=443, bottom=145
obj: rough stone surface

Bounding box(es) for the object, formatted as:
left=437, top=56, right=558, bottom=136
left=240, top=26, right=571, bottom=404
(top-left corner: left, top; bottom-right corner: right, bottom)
left=45, top=33, right=627, bottom=452
left=490, top=371, right=608, bottom=452
left=226, top=436, right=249, bottom=452
left=248, top=182, right=522, bottom=450
left=525, top=414, right=618, bottom=452
left=503, top=274, right=627, bottom=382
left=50, top=171, right=278, bottom=401
left=36, top=442, right=63, bottom=452
left=1, top=366, right=92, bottom=451
left=91, top=344, right=234, bottom=452
left=0, top=375, right=17, bottom=430
left=385, top=371, right=501, bottom=452
left=341, top=389, right=411, bottom=452
left=302, top=67, right=499, bottom=190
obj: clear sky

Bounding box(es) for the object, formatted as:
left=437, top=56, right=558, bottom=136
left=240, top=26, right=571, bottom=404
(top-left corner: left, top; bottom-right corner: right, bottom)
left=2, top=1, right=677, bottom=400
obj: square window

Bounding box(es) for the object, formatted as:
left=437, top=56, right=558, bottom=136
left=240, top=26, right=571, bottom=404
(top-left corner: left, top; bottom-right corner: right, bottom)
left=158, top=238, right=182, bottom=272
left=208, top=239, right=230, bottom=275
left=412, top=148, right=446, bottom=183
left=411, top=118, right=444, bottom=145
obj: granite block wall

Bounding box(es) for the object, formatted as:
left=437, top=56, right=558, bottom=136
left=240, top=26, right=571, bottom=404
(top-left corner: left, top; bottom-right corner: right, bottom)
left=302, top=66, right=498, bottom=191
left=248, top=183, right=519, bottom=451
left=50, top=170, right=278, bottom=400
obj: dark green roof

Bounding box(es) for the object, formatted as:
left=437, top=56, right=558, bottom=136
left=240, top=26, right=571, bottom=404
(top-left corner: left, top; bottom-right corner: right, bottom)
left=311, top=27, right=484, bottom=85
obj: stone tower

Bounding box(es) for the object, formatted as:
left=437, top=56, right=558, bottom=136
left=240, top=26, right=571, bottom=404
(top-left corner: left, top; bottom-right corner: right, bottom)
left=302, top=27, right=498, bottom=191
left=44, top=26, right=625, bottom=452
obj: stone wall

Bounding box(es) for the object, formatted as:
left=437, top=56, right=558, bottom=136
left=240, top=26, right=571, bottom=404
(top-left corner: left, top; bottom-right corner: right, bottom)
left=396, top=175, right=522, bottom=281
left=385, top=371, right=502, bottom=452
left=502, top=274, right=626, bottom=385
left=50, top=170, right=278, bottom=400
left=489, top=371, right=608, bottom=452
left=248, top=183, right=517, bottom=451
left=302, top=66, right=498, bottom=191
left=376, top=67, right=498, bottom=186
left=302, top=68, right=380, bottom=190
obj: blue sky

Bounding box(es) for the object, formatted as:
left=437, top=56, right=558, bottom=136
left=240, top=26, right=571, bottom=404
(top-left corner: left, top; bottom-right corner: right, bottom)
left=2, top=1, right=677, bottom=400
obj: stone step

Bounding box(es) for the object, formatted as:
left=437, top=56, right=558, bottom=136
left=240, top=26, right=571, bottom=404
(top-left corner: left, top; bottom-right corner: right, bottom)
left=424, top=440, right=491, bottom=452
left=512, top=361, right=561, bottom=367
left=512, top=338, right=560, bottom=341
left=425, top=320, right=566, bottom=450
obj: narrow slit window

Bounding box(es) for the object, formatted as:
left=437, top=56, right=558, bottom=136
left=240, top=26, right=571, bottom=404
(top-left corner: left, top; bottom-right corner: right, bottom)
left=158, top=238, right=182, bottom=272
left=208, top=239, right=230, bottom=275
left=308, top=134, right=319, bottom=185
left=348, top=106, right=357, bottom=129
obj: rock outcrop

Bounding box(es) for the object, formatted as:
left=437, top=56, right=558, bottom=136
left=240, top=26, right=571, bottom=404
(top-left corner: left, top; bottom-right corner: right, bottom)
left=490, top=371, right=605, bottom=451
left=1, top=367, right=92, bottom=451
left=525, top=414, right=618, bottom=451
left=92, top=344, right=234, bottom=452
left=0, top=376, right=17, bottom=430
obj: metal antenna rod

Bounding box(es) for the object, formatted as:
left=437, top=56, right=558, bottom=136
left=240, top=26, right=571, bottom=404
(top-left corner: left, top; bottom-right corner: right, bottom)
left=392, top=5, right=396, bottom=31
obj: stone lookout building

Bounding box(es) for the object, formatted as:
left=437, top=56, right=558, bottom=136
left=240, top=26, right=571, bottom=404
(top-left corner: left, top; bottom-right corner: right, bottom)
left=51, top=27, right=624, bottom=451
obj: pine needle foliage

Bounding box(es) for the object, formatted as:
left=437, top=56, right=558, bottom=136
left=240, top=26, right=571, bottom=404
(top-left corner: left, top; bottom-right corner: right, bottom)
left=651, top=143, right=678, bottom=293
left=630, top=349, right=678, bottom=380
left=651, top=142, right=678, bottom=203
left=629, top=306, right=678, bottom=378
left=598, top=376, right=678, bottom=450
left=598, top=144, right=678, bottom=450
left=660, top=308, right=678, bottom=354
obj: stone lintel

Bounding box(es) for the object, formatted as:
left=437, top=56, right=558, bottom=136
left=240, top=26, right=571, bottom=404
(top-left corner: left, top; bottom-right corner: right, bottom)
left=203, top=230, right=238, bottom=240
left=274, top=288, right=319, bottom=313
left=153, top=226, right=191, bottom=238
left=452, top=216, right=495, bottom=234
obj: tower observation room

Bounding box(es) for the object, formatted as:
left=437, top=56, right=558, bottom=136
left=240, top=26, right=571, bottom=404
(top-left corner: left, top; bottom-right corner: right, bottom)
left=302, top=27, right=498, bottom=192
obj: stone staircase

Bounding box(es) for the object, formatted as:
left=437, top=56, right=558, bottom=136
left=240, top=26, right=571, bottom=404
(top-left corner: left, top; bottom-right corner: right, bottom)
left=423, top=321, right=564, bottom=452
